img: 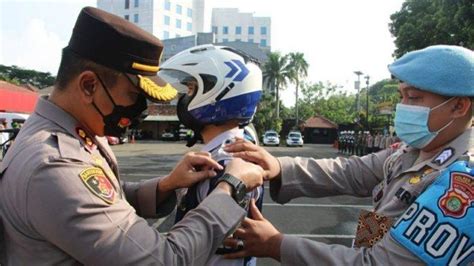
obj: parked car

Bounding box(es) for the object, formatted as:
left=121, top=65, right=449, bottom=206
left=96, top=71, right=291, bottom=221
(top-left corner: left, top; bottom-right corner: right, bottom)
left=262, top=130, right=280, bottom=146
left=161, top=131, right=176, bottom=141
left=106, top=136, right=120, bottom=145
left=286, top=131, right=304, bottom=147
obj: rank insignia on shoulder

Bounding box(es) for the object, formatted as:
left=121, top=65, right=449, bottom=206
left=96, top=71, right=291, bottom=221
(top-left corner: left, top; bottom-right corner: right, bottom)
left=79, top=167, right=116, bottom=204
left=76, top=127, right=96, bottom=151
left=432, top=147, right=454, bottom=166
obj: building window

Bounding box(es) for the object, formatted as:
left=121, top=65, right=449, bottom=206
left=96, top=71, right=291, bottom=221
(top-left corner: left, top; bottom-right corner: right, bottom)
left=261, top=26, right=267, bottom=35
left=176, top=4, right=182, bottom=14
left=125, top=0, right=130, bottom=9
left=124, top=15, right=129, bottom=21
left=248, top=26, right=254, bottom=35
left=164, top=16, right=170, bottom=25
left=236, top=38, right=241, bottom=42
left=235, top=26, right=241, bottom=35
left=134, top=14, right=139, bottom=23
left=176, top=34, right=181, bottom=38
left=164, top=0, right=170, bottom=10
left=223, top=26, right=228, bottom=35
left=212, top=26, right=218, bottom=34
left=248, top=38, right=254, bottom=43
left=222, top=38, right=228, bottom=42
left=163, top=31, right=169, bottom=39
left=134, top=0, right=139, bottom=8
left=176, top=19, right=181, bottom=29
left=187, top=8, right=192, bottom=18
left=187, top=22, right=192, bottom=31
left=260, top=39, right=267, bottom=47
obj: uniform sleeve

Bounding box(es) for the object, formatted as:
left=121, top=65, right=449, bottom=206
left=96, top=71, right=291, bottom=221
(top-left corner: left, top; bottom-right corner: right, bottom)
left=270, top=149, right=394, bottom=203
left=121, top=178, right=177, bottom=218
left=279, top=232, right=423, bottom=265
left=26, top=161, right=246, bottom=265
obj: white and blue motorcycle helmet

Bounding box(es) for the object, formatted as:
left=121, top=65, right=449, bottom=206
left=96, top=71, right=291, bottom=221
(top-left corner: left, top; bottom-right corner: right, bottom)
left=157, top=44, right=262, bottom=144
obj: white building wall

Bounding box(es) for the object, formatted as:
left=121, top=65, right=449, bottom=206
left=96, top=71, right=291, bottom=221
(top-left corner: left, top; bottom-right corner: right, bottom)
left=211, top=8, right=271, bottom=48
left=97, top=0, right=203, bottom=40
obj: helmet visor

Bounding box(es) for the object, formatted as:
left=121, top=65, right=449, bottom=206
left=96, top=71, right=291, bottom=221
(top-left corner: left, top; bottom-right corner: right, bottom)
left=157, top=69, right=198, bottom=97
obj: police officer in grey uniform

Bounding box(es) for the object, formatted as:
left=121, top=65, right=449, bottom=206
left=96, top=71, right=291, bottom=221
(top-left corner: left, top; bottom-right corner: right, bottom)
left=223, top=45, right=473, bottom=265
left=0, top=7, right=265, bottom=265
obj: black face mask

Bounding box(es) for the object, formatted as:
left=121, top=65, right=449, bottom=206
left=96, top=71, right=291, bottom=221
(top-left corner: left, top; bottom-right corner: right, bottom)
left=93, top=75, right=148, bottom=137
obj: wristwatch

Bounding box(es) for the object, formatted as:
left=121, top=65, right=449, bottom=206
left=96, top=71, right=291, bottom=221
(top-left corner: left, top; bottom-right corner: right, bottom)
left=216, top=173, right=247, bottom=207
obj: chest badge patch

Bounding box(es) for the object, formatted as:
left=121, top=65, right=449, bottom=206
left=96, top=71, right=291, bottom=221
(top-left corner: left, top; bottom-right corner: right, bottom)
left=79, top=167, right=116, bottom=204
left=409, top=175, right=421, bottom=184
left=439, top=172, right=473, bottom=218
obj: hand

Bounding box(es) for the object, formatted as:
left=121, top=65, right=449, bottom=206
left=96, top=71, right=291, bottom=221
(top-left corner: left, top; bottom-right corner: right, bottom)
left=160, top=151, right=223, bottom=191
left=223, top=199, right=283, bottom=261
left=224, top=137, right=281, bottom=181
left=224, top=158, right=265, bottom=191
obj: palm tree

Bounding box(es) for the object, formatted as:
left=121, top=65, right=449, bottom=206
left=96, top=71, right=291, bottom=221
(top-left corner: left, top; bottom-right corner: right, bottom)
left=288, top=52, right=309, bottom=128
left=263, top=52, right=291, bottom=119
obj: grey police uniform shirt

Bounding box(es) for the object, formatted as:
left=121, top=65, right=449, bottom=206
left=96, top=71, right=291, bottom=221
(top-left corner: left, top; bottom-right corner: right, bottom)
left=0, top=97, right=245, bottom=265
left=270, top=128, right=473, bottom=265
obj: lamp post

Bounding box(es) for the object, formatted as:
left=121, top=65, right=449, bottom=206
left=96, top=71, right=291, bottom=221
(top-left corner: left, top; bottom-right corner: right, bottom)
left=354, top=71, right=363, bottom=113
left=365, top=75, right=370, bottom=131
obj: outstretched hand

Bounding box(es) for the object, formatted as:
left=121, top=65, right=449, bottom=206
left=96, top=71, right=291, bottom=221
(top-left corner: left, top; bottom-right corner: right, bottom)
left=224, top=137, right=281, bottom=181
left=223, top=199, right=283, bottom=261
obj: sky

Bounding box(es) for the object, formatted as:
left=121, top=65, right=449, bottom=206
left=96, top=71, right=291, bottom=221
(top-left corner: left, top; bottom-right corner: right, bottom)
left=0, top=0, right=404, bottom=107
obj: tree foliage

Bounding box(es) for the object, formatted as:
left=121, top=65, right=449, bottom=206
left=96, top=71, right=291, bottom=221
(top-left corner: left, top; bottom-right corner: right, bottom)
left=288, top=52, right=309, bottom=127
left=0, top=65, right=55, bottom=88
left=262, top=52, right=292, bottom=119
left=253, top=93, right=283, bottom=134
left=389, top=0, right=473, bottom=57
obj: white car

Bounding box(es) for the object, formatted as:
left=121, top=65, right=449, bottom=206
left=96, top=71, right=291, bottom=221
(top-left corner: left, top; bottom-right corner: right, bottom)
left=263, top=130, right=280, bottom=146
left=286, top=131, right=304, bottom=147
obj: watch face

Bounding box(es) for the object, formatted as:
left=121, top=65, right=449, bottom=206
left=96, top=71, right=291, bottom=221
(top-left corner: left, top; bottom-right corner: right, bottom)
left=235, top=183, right=247, bottom=202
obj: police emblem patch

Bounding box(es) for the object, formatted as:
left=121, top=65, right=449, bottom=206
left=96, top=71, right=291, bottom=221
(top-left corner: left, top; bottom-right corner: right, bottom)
left=79, top=167, right=116, bottom=204
left=439, top=172, right=473, bottom=218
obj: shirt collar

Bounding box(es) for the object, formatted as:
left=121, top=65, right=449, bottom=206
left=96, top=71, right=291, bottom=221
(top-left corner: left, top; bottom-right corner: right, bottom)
left=202, top=127, right=243, bottom=152
left=403, top=128, right=472, bottom=172
left=34, top=96, right=97, bottom=150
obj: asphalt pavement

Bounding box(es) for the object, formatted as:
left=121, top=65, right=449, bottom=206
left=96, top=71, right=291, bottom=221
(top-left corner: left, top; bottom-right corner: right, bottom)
left=112, top=141, right=372, bottom=266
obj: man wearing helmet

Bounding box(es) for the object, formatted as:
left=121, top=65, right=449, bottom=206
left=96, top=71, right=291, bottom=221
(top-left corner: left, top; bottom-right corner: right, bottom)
left=223, top=45, right=473, bottom=265
left=158, top=44, right=264, bottom=266
left=0, top=8, right=267, bottom=265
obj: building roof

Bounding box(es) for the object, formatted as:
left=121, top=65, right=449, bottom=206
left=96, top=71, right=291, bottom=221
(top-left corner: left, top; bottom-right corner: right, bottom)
left=0, top=81, right=39, bottom=113
left=303, top=115, right=338, bottom=129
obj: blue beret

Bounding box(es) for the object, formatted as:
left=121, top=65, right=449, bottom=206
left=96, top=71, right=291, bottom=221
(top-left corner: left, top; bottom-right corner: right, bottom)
left=388, top=45, right=474, bottom=97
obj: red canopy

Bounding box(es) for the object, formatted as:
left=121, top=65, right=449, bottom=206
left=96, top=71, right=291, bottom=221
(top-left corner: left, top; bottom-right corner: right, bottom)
left=0, top=81, right=39, bottom=113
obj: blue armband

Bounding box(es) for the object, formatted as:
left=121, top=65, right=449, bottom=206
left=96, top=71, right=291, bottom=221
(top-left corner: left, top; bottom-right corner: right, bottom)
left=391, top=161, right=473, bottom=265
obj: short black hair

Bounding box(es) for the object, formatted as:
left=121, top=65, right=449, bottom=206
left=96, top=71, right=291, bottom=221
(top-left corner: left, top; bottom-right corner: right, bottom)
left=55, top=49, right=121, bottom=90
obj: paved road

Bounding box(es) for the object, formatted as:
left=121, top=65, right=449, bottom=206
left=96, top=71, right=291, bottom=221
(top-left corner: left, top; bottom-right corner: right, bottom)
left=112, top=141, right=372, bottom=265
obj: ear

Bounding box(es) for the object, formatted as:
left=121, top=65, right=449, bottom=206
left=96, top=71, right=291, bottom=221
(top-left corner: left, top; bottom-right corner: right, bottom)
left=77, top=71, right=99, bottom=103
left=451, top=97, right=471, bottom=118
